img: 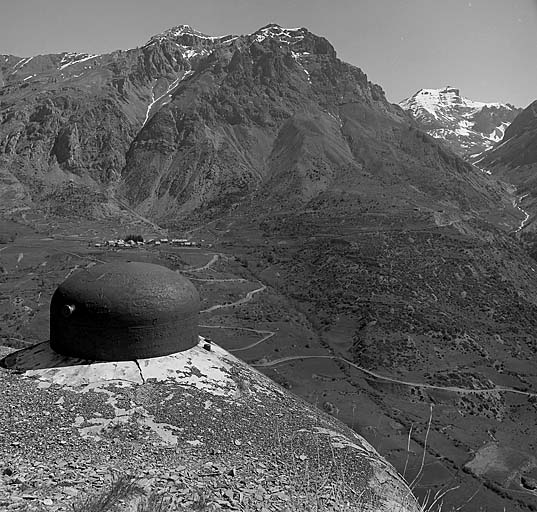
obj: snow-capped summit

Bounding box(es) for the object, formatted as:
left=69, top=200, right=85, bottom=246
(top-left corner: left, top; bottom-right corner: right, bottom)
left=252, top=23, right=308, bottom=44
left=145, top=24, right=238, bottom=49
left=400, top=87, right=521, bottom=159
left=146, top=23, right=312, bottom=48
left=141, top=23, right=335, bottom=71
left=150, top=24, right=227, bottom=42
left=160, top=24, right=214, bottom=39
left=400, top=86, right=504, bottom=122
left=143, top=25, right=239, bottom=64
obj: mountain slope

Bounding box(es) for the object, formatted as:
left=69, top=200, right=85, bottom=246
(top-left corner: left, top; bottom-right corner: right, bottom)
left=119, top=29, right=520, bottom=231
left=0, top=25, right=239, bottom=215
left=0, top=25, right=523, bottom=232
left=400, top=87, right=521, bottom=159
left=480, top=100, right=537, bottom=180
left=478, top=100, right=537, bottom=235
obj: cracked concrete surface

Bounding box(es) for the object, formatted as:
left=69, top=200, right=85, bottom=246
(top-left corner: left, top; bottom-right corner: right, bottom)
left=0, top=337, right=421, bottom=512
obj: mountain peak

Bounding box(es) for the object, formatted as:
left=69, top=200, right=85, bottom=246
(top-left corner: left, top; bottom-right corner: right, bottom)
left=406, top=86, right=461, bottom=105
left=143, top=23, right=335, bottom=59
left=259, top=22, right=284, bottom=30
left=146, top=24, right=235, bottom=47
left=400, top=87, right=522, bottom=158
left=442, top=85, right=460, bottom=95
left=147, top=23, right=311, bottom=45
left=160, top=24, right=214, bottom=39
left=252, top=23, right=308, bottom=43
left=403, top=87, right=512, bottom=112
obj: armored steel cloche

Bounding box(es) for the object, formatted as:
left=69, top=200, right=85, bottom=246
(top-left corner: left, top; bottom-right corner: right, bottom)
left=50, top=262, right=200, bottom=361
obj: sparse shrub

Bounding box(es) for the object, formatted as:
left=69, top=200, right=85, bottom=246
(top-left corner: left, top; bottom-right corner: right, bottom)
left=71, top=474, right=143, bottom=512
left=71, top=475, right=224, bottom=512
left=0, top=232, right=16, bottom=244
left=44, top=183, right=106, bottom=218
left=136, top=492, right=169, bottom=512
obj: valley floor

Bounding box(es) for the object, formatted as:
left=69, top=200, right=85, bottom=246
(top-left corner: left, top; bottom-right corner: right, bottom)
left=2, top=211, right=537, bottom=511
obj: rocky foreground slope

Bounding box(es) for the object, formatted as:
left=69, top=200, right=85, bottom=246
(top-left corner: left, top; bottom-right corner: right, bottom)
left=0, top=338, right=419, bottom=512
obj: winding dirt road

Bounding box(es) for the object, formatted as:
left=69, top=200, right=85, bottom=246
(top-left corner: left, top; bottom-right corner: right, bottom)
left=189, top=277, right=247, bottom=283
left=200, top=285, right=267, bottom=314
left=186, top=246, right=537, bottom=402
left=253, top=355, right=537, bottom=398
left=183, top=255, right=246, bottom=282
left=185, top=254, right=220, bottom=272
left=199, top=324, right=276, bottom=352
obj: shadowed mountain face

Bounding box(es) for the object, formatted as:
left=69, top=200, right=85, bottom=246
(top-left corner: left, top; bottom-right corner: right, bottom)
left=480, top=100, right=537, bottom=182
left=478, top=100, right=537, bottom=236
left=0, top=25, right=226, bottom=215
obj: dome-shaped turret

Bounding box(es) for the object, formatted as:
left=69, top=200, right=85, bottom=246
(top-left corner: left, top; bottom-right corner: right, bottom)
left=49, top=262, right=199, bottom=361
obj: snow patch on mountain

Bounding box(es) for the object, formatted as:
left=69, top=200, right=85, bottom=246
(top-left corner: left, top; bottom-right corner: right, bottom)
left=400, top=87, right=503, bottom=121
left=59, top=53, right=99, bottom=70
left=142, top=70, right=194, bottom=127
left=146, top=24, right=237, bottom=47
left=144, top=24, right=240, bottom=65
left=291, top=51, right=312, bottom=83
left=181, top=47, right=210, bottom=60
left=155, top=24, right=223, bottom=41
left=400, top=87, right=520, bottom=159
left=252, top=24, right=306, bottom=44
left=489, top=121, right=509, bottom=142
left=146, top=23, right=310, bottom=56
left=11, top=56, right=33, bottom=73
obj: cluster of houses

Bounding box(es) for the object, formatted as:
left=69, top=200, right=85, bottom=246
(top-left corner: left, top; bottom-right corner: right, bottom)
left=94, top=238, right=197, bottom=248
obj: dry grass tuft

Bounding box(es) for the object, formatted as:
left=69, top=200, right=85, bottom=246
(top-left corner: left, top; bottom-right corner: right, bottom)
left=72, top=474, right=144, bottom=512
